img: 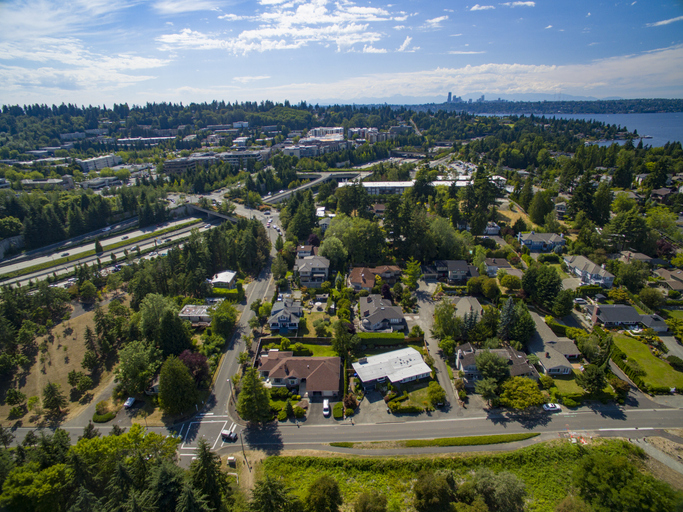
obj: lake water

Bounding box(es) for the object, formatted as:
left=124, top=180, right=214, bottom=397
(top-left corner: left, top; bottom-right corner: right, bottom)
left=540, top=112, right=683, bottom=148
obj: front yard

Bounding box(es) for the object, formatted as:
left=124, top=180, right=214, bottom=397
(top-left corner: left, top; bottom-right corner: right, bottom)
left=614, top=334, right=683, bottom=389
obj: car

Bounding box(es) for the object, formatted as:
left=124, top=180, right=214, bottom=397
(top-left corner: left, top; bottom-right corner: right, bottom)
left=322, top=399, right=330, bottom=417
left=61, top=252, right=69, bottom=257
left=543, top=403, right=561, bottom=412
left=165, top=238, right=172, bottom=243
left=264, top=210, right=270, bottom=215
left=573, top=298, right=587, bottom=304
left=102, top=227, right=111, bottom=232
left=221, top=430, right=238, bottom=442
left=121, top=235, right=129, bottom=240
left=204, top=224, right=211, bottom=229
left=124, top=397, right=135, bottom=409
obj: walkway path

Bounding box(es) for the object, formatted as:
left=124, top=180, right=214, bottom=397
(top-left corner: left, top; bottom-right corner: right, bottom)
left=630, top=438, right=683, bottom=476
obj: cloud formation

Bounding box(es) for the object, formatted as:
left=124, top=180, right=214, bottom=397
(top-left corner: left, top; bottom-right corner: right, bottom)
left=471, top=5, right=495, bottom=11
left=153, top=0, right=221, bottom=14
left=233, top=75, right=270, bottom=83
left=424, top=15, right=448, bottom=28
left=397, top=36, right=412, bottom=52
left=501, top=1, right=535, bottom=7
left=647, top=15, right=683, bottom=27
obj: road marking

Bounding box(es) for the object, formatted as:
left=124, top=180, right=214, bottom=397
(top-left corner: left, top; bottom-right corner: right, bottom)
left=198, top=413, right=214, bottom=417
left=212, top=421, right=228, bottom=450
left=177, top=424, right=185, bottom=438
left=599, top=427, right=655, bottom=432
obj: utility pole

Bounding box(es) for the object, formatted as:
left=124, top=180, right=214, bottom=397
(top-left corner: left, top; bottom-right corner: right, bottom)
left=240, top=433, right=250, bottom=471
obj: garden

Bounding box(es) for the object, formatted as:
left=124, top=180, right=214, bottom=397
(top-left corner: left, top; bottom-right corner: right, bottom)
left=613, top=334, right=683, bottom=391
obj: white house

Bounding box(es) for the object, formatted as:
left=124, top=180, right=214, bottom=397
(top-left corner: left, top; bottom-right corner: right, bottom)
left=352, top=347, right=432, bottom=389
left=210, top=270, right=237, bottom=289
left=563, top=255, right=614, bottom=289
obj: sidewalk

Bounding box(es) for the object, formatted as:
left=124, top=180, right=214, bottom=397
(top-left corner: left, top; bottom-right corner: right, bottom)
left=630, top=438, right=683, bottom=476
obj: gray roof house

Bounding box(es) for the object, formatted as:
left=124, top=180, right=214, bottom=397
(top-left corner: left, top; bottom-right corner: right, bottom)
left=527, top=315, right=578, bottom=376
left=352, top=347, right=432, bottom=389
left=588, top=304, right=668, bottom=332
left=294, top=255, right=330, bottom=289
left=518, top=232, right=566, bottom=252
left=359, top=294, right=406, bottom=332
left=434, top=260, right=479, bottom=283
left=269, top=299, right=303, bottom=332
left=455, top=343, right=539, bottom=386
left=484, top=258, right=512, bottom=277
left=563, top=255, right=615, bottom=289
left=454, top=297, right=483, bottom=319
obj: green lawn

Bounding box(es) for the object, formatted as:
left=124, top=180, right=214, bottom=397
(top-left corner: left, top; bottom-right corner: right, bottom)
left=402, top=380, right=432, bottom=409
left=300, top=344, right=337, bottom=357
left=299, top=311, right=334, bottom=337
left=661, top=309, right=683, bottom=320
left=614, top=334, right=683, bottom=389
left=549, top=264, right=569, bottom=279
left=552, top=372, right=584, bottom=395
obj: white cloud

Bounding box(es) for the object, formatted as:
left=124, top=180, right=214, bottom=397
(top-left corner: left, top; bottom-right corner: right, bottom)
left=233, top=75, right=270, bottom=83
left=501, top=1, right=535, bottom=6
left=362, top=44, right=387, bottom=53
left=448, top=50, right=485, bottom=54
left=450, top=33, right=463, bottom=37
left=219, top=14, right=246, bottom=21
left=153, top=0, right=222, bottom=14
left=424, top=15, right=448, bottom=27
left=471, top=5, right=495, bottom=11
left=647, top=15, right=683, bottom=27
left=397, top=36, right=412, bottom=52
left=586, top=12, right=591, bottom=17
left=393, top=25, right=405, bottom=30
left=544, top=25, right=552, bottom=29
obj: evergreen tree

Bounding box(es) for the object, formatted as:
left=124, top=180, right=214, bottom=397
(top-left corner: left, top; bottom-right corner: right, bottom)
left=250, top=474, right=296, bottom=512
left=42, top=382, right=67, bottom=414
left=509, top=302, right=536, bottom=347
left=498, top=298, right=516, bottom=341
left=189, top=438, right=230, bottom=511
left=518, top=176, right=534, bottom=211
left=158, top=309, right=192, bottom=358
left=236, top=368, right=271, bottom=423
left=95, top=238, right=103, bottom=253
left=159, top=356, right=198, bottom=415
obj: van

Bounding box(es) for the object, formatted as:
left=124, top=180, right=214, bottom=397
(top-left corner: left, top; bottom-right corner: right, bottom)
left=322, top=399, right=330, bottom=417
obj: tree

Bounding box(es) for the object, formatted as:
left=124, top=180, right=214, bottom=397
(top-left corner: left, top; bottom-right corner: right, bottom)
left=115, top=339, right=162, bottom=395
left=159, top=356, right=198, bottom=415
left=554, top=496, right=594, bottom=512
left=618, top=261, right=649, bottom=293
left=611, top=192, right=638, bottom=214
left=79, top=280, right=97, bottom=301
left=475, top=350, right=510, bottom=383
left=332, top=320, right=359, bottom=361
left=272, top=254, right=288, bottom=280
left=528, top=191, right=554, bottom=225
left=472, top=468, right=526, bottom=512
left=319, top=236, right=348, bottom=270
left=211, top=300, right=238, bottom=339
left=306, top=474, right=343, bottom=512
left=189, top=438, right=231, bottom=512
left=139, top=293, right=177, bottom=342
left=0, top=426, right=14, bottom=448
left=5, top=388, right=26, bottom=406
left=81, top=350, right=98, bottom=372
left=509, top=301, right=536, bottom=346
left=95, top=239, right=103, bottom=253
left=639, top=287, right=664, bottom=310
left=413, top=470, right=456, bottom=512
left=576, top=365, right=606, bottom=395
left=518, top=176, right=534, bottom=211
left=592, top=182, right=613, bottom=226
left=177, top=481, right=212, bottom=512
left=553, top=289, right=574, bottom=318
left=438, top=337, right=457, bottom=358
left=158, top=309, right=192, bottom=357
left=474, top=378, right=498, bottom=407
left=402, top=257, right=422, bottom=290
left=499, top=377, right=544, bottom=409
left=354, top=491, right=388, bottom=512
left=427, top=381, right=447, bottom=406
left=42, top=382, right=67, bottom=414
left=237, top=368, right=271, bottom=423
left=76, top=375, right=93, bottom=393
left=250, top=474, right=297, bottom=512
left=500, top=274, right=521, bottom=291
left=179, top=350, right=210, bottom=385
left=431, top=300, right=462, bottom=341
left=522, top=265, right=562, bottom=309
left=79, top=421, right=101, bottom=441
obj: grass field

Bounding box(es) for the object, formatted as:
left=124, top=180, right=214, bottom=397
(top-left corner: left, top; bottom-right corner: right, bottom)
left=662, top=309, right=683, bottom=320
left=330, top=433, right=539, bottom=449
left=300, top=344, right=337, bottom=357
left=261, top=440, right=648, bottom=512
left=548, top=264, right=570, bottom=279
left=552, top=372, right=584, bottom=395
left=614, top=334, right=683, bottom=389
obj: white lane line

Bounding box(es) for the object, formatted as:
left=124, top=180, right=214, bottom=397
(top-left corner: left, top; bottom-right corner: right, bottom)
left=599, top=427, right=655, bottom=431
left=177, top=424, right=185, bottom=439
left=181, top=422, right=198, bottom=449
left=213, top=421, right=228, bottom=450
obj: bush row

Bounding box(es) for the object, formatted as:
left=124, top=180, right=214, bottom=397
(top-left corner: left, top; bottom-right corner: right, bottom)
left=92, top=412, right=116, bottom=423
left=333, top=402, right=344, bottom=419
left=545, top=316, right=567, bottom=336
left=404, top=433, right=539, bottom=448
left=387, top=401, right=423, bottom=414
left=576, top=285, right=603, bottom=297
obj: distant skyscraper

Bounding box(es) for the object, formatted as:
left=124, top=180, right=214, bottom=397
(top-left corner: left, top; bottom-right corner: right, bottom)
left=447, top=92, right=452, bottom=103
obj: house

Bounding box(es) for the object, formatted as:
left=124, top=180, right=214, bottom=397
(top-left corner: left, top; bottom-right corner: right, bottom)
left=318, top=217, right=332, bottom=233
left=295, top=255, right=330, bottom=289
left=484, top=258, right=512, bottom=277
left=454, top=297, right=483, bottom=319
left=563, top=255, right=615, bottom=289
left=372, top=203, right=386, bottom=217
left=296, top=245, right=315, bottom=258
left=348, top=267, right=375, bottom=291
left=484, top=222, right=501, bottom=235
left=434, top=260, right=479, bottom=284
left=179, top=305, right=213, bottom=325
left=526, top=318, right=578, bottom=376
left=655, top=268, right=683, bottom=291
left=352, top=347, right=432, bottom=389
left=587, top=304, right=668, bottom=332
left=518, top=232, right=566, bottom=253
left=210, top=270, right=237, bottom=289
left=651, top=188, right=673, bottom=203
left=145, top=375, right=161, bottom=396
left=268, top=299, right=303, bottom=332
left=555, top=202, right=567, bottom=219
left=359, top=294, right=406, bottom=332
left=635, top=173, right=649, bottom=186
left=257, top=350, right=341, bottom=398
left=618, top=251, right=653, bottom=265
left=455, top=343, right=539, bottom=386
left=370, top=265, right=401, bottom=284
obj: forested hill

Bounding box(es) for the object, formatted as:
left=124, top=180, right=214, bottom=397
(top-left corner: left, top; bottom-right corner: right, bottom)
left=400, top=98, right=683, bottom=115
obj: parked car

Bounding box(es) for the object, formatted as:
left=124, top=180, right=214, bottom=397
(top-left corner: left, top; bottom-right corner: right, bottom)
left=322, top=399, right=330, bottom=417
left=543, top=403, right=561, bottom=412
left=61, top=252, right=69, bottom=257
left=121, top=235, right=129, bottom=240
left=221, top=430, right=238, bottom=442
left=124, top=397, right=136, bottom=409
left=102, top=227, right=111, bottom=232
left=264, top=210, right=270, bottom=215
left=573, top=298, right=587, bottom=304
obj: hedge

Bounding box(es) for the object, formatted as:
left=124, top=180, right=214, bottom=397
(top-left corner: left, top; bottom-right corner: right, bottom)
left=388, top=401, right=423, bottom=414
left=333, top=402, right=344, bottom=419
left=665, top=300, right=683, bottom=306
left=404, top=433, right=539, bottom=448
left=357, top=332, right=410, bottom=347
left=92, top=412, right=116, bottom=423
left=576, top=285, right=603, bottom=297
left=329, top=442, right=354, bottom=448
left=209, top=288, right=242, bottom=301
left=545, top=316, right=568, bottom=336
left=538, top=253, right=561, bottom=264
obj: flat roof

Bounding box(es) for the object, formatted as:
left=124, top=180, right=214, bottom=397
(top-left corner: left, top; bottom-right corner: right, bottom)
left=352, top=347, right=431, bottom=384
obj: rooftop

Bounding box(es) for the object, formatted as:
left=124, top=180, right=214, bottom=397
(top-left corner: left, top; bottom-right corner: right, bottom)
left=352, top=347, right=432, bottom=384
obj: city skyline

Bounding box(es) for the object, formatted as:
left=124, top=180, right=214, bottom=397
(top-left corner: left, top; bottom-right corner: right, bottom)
left=0, top=0, right=682, bottom=106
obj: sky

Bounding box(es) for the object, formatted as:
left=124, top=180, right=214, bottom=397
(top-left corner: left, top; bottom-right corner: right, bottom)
left=0, top=0, right=682, bottom=106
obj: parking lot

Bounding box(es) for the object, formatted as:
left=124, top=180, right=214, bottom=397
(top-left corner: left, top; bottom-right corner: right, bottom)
left=178, top=415, right=241, bottom=462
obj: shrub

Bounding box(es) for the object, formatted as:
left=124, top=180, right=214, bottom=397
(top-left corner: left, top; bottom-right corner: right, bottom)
left=383, top=392, right=397, bottom=403
left=667, top=355, right=683, bottom=372
left=458, top=389, right=467, bottom=400
left=345, top=408, right=354, bottom=417
left=277, top=409, right=288, bottom=421
left=332, top=402, right=344, bottom=419
left=668, top=290, right=681, bottom=299
left=388, top=402, right=423, bottom=414
left=609, top=376, right=631, bottom=395
left=539, top=375, right=555, bottom=390
left=343, top=394, right=358, bottom=410
left=92, top=412, right=116, bottom=423
left=95, top=401, right=109, bottom=415
left=648, top=385, right=673, bottom=395
left=293, top=406, right=306, bottom=418
left=270, top=387, right=291, bottom=400
left=5, top=388, right=26, bottom=406
left=9, top=406, right=25, bottom=418
left=538, top=253, right=560, bottom=263
left=562, top=398, right=580, bottom=408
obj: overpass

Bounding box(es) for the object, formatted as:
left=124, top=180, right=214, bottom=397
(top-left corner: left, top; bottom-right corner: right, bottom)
left=187, top=204, right=239, bottom=222
left=263, top=171, right=361, bottom=204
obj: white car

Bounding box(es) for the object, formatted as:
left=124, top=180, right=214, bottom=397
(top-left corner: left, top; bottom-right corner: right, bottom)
left=573, top=298, right=587, bottom=305
left=124, top=397, right=135, bottom=409
left=543, top=403, right=561, bottom=412
left=322, top=399, right=330, bottom=417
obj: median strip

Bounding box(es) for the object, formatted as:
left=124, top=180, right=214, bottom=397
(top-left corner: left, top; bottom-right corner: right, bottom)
left=329, top=433, right=539, bottom=449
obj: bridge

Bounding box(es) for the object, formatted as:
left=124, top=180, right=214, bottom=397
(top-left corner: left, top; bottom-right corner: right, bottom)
left=187, top=204, right=238, bottom=222
left=263, top=171, right=362, bottom=204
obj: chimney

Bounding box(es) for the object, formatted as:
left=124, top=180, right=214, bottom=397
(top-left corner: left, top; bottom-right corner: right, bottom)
left=545, top=352, right=550, bottom=358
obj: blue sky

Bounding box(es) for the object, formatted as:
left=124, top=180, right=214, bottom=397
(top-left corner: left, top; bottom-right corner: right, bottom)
left=0, top=0, right=682, bottom=106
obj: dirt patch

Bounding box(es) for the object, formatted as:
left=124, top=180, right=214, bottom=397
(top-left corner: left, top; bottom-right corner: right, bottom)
left=666, top=429, right=683, bottom=438
left=641, top=453, right=683, bottom=491
left=646, top=436, right=683, bottom=464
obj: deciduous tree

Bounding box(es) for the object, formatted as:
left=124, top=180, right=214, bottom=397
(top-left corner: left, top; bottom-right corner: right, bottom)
left=499, top=377, right=544, bottom=409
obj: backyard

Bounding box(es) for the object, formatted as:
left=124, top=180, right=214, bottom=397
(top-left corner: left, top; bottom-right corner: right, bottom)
left=614, top=334, right=683, bottom=389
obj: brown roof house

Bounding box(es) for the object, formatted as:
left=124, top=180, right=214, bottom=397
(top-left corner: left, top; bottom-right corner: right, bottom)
left=348, top=265, right=402, bottom=291
left=257, top=349, right=341, bottom=398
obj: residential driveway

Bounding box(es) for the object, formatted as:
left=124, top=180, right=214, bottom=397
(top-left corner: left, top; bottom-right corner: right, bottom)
left=562, top=277, right=582, bottom=290
left=659, top=334, right=683, bottom=360
left=352, top=390, right=390, bottom=424
left=490, top=236, right=508, bottom=247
